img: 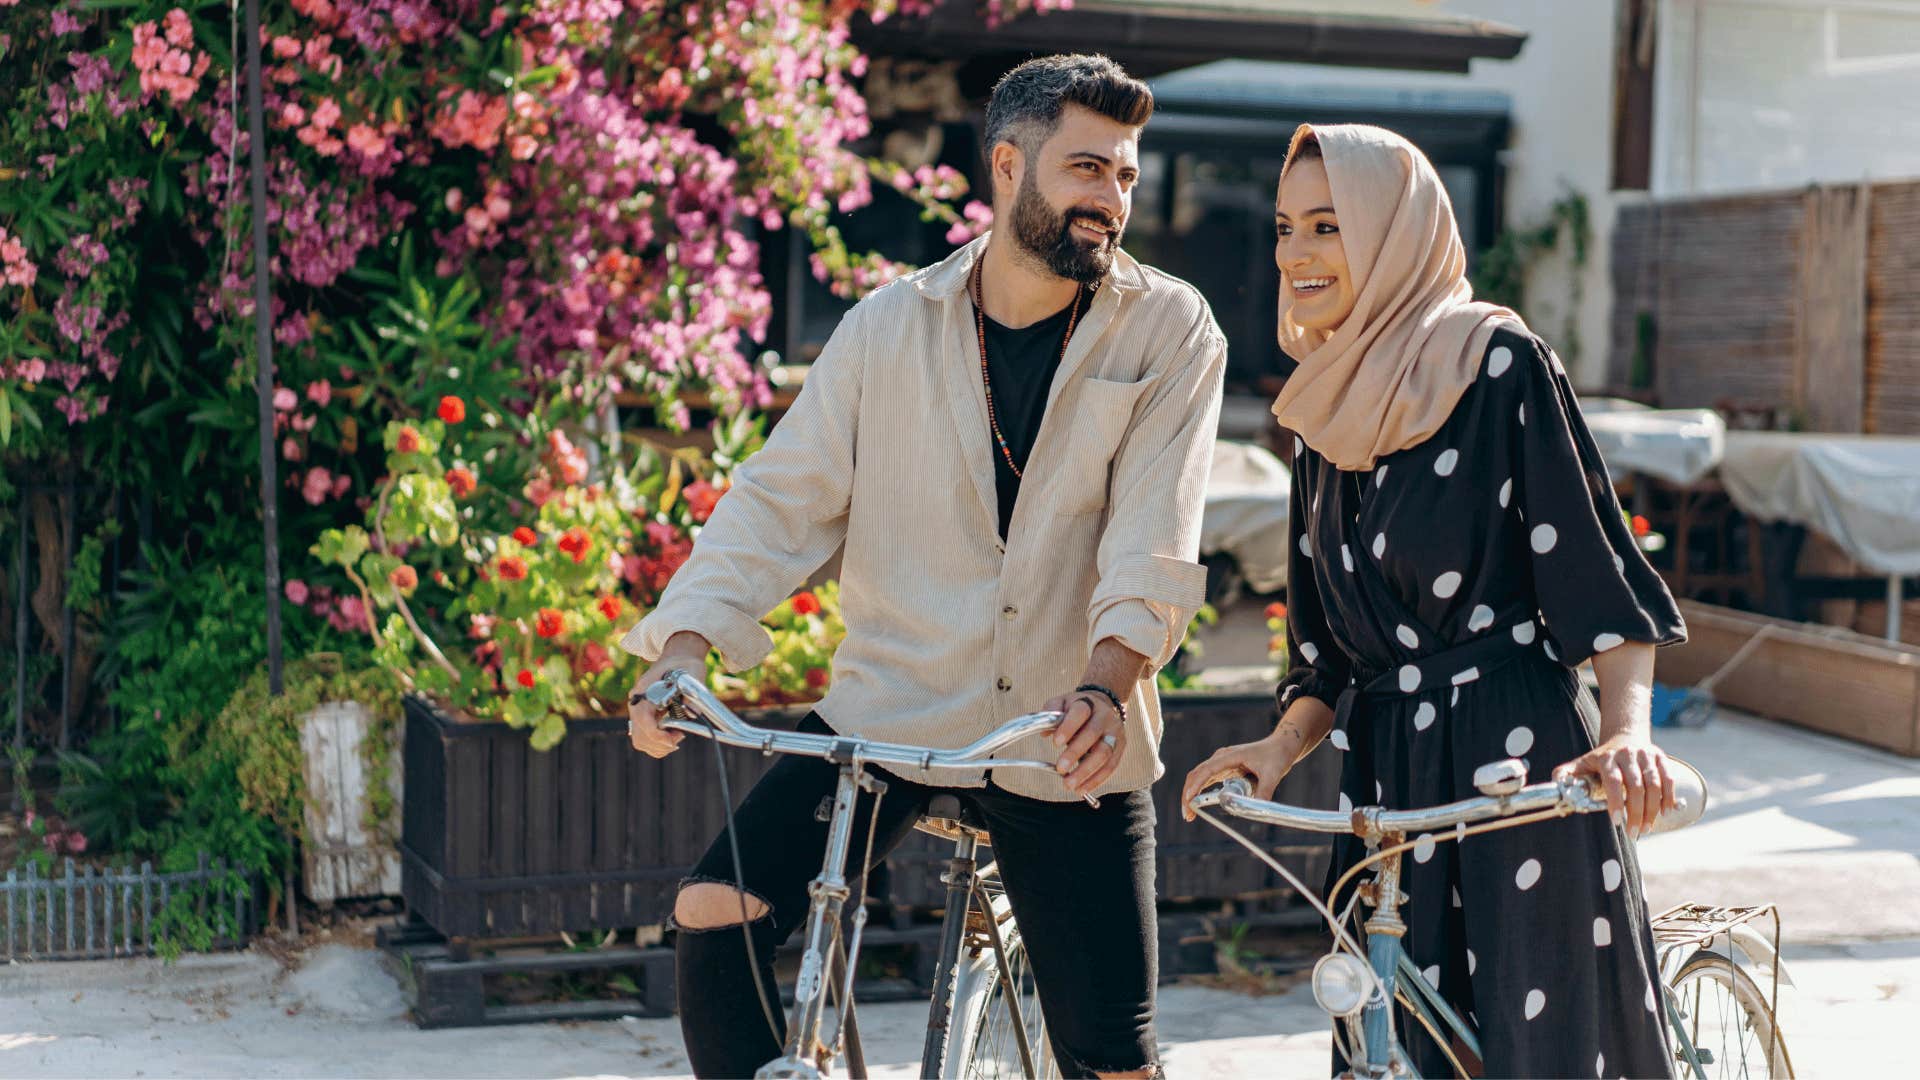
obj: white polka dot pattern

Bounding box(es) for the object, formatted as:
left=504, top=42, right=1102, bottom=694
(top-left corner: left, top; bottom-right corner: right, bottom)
left=1433, top=571, right=1462, bottom=598
left=1516, top=858, right=1542, bottom=890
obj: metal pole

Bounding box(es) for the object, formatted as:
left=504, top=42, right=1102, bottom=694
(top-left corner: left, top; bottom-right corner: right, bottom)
left=13, top=488, right=27, bottom=766
left=241, top=0, right=282, bottom=699
left=59, top=468, right=75, bottom=750
left=242, top=0, right=293, bottom=937
left=1888, top=574, right=1903, bottom=643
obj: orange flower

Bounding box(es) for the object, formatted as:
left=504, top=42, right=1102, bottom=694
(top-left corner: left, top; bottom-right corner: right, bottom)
left=437, top=395, right=466, bottom=424
left=596, top=595, right=621, bottom=621
left=388, top=564, right=418, bottom=592
left=791, top=591, right=822, bottom=616
left=557, top=526, right=591, bottom=563
left=805, top=668, right=829, bottom=690
left=396, top=426, right=421, bottom=453
left=534, top=608, right=564, bottom=638
left=1630, top=515, right=1651, bottom=538
left=512, top=526, right=537, bottom=546
left=1265, top=601, right=1288, bottom=621
left=516, top=668, right=536, bottom=689
left=446, top=466, right=477, bottom=498
left=497, top=555, right=528, bottom=581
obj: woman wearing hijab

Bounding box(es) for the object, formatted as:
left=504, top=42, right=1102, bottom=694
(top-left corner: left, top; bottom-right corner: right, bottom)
left=1182, top=124, right=1684, bottom=1076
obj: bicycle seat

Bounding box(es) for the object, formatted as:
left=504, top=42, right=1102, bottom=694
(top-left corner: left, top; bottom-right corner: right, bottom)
left=914, top=794, right=991, bottom=843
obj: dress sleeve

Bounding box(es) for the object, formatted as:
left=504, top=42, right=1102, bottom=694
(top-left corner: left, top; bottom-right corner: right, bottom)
left=1275, top=452, right=1353, bottom=712
left=1509, top=335, right=1686, bottom=667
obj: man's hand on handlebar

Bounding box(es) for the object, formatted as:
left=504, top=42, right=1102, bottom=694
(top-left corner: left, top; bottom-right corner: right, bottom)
left=626, top=631, right=711, bottom=759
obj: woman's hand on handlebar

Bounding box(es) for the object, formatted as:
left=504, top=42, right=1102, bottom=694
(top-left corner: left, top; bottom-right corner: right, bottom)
left=1180, top=734, right=1297, bottom=822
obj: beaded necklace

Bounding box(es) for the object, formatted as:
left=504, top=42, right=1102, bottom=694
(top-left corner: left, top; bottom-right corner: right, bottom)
left=969, top=258, right=1096, bottom=479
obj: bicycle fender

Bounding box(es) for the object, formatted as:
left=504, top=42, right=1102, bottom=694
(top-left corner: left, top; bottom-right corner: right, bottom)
left=1685, top=927, right=1796, bottom=989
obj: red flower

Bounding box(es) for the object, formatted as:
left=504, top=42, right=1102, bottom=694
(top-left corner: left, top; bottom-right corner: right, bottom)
left=389, top=564, right=418, bottom=592
left=396, top=426, right=421, bottom=453
left=535, top=607, right=564, bottom=638
left=577, top=641, right=613, bottom=676
left=512, top=526, right=538, bottom=546
left=516, top=668, right=536, bottom=689
left=791, top=591, right=822, bottom=617
left=438, top=395, right=467, bottom=424
left=684, top=479, right=723, bottom=523
left=557, top=526, right=591, bottom=563
left=805, top=668, right=830, bottom=690
left=1265, top=601, right=1289, bottom=621
left=446, top=466, right=477, bottom=498
left=597, top=595, right=621, bottom=621
left=497, top=556, right=528, bottom=581
left=1630, top=515, right=1651, bottom=538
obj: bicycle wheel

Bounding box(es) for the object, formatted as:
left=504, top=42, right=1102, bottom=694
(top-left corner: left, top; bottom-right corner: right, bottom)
left=943, top=885, right=1058, bottom=1079
left=1669, top=950, right=1794, bottom=1078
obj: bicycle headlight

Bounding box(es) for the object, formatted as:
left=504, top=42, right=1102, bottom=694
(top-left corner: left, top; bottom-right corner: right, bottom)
left=1312, top=952, right=1372, bottom=1017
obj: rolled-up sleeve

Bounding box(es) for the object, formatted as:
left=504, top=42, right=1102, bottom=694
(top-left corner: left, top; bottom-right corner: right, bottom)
left=1085, top=303, right=1227, bottom=668
left=620, top=301, right=869, bottom=670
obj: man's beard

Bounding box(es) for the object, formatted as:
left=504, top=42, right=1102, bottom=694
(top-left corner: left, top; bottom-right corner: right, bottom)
left=1009, top=175, right=1120, bottom=285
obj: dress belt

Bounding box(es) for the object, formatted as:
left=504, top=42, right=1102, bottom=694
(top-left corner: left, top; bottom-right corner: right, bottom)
left=1333, top=628, right=1542, bottom=737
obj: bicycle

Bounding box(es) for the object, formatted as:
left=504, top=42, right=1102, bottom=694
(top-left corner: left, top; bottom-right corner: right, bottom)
left=644, top=669, right=1065, bottom=1080
left=1186, top=755, right=1794, bottom=1079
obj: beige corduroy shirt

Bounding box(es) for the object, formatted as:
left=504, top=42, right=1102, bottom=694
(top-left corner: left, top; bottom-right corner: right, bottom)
left=622, top=235, right=1226, bottom=800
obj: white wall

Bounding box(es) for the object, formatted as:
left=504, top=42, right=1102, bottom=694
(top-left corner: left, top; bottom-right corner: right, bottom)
left=1652, top=0, right=1920, bottom=196
left=1160, top=1, right=1625, bottom=387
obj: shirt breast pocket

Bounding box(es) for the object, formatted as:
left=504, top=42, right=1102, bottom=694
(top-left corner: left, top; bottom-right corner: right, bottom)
left=1050, top=375, right=1151, bottom=515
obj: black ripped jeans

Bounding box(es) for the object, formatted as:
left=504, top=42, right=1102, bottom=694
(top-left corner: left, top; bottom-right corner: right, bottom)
left=672, top=714, right=1160, bottom=1078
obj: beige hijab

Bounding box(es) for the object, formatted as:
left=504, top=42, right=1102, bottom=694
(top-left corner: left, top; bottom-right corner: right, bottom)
left=1270, top=123, right=1525, bottom=471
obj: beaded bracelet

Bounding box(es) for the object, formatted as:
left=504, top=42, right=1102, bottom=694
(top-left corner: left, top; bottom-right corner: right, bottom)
left=1074, top=682, right=1127, bottom=724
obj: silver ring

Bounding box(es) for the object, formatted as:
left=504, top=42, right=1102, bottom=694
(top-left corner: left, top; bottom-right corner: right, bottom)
left=1101, top=734, right=1118, bottom=749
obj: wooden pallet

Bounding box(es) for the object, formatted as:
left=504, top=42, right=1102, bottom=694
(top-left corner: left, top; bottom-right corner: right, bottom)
left=377, top=909, right=1240, bottom=1029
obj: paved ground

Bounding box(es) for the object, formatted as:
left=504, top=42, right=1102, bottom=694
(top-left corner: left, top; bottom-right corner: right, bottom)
left=4, top=706, right=1913, bottom=1077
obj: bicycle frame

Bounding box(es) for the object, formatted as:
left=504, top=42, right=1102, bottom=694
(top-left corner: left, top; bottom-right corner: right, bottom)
left=1189, top=762, right=1709, bottom=1078
left=644, top=671, right=1062, bottom=1080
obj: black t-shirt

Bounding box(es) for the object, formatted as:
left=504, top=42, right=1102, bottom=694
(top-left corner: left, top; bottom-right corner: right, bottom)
left=980, top=297, right=1078, bottom=537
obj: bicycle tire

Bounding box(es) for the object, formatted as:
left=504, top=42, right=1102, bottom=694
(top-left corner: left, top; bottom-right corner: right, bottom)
left=1670, top=950, right=1794, bottom=1078
left=942, top=895, right=1058, bottom=1080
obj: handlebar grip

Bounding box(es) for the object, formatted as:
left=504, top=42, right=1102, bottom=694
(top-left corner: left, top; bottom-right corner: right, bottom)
left=1567, top=756, right=1709, bottom=835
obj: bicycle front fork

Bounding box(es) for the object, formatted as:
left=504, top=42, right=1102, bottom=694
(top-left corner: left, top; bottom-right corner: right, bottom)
left=756, top=764, right=886, bottom=1080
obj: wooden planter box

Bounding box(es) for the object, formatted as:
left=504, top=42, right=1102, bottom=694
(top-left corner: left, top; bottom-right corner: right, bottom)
left=400, top=691, right=1338, bottom=941
left=1658, top=600, right=1920, bottom=755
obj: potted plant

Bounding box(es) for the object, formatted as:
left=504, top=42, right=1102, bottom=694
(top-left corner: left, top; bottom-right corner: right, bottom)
left=314, top=395, right=848, bottom=938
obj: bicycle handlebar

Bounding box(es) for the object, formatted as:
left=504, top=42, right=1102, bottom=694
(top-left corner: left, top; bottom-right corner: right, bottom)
left=643, top=669, right=1067, bottom=775
left=1189, top=772, right=1614, bottom=839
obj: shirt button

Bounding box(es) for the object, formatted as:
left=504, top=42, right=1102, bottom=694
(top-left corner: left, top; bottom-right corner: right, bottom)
left=1002, top=604, right=1018, bottom=620
left=996, top=676, right=1013, bottom=692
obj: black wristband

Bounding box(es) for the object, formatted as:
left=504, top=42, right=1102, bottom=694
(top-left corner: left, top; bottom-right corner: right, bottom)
left=1074, top=683, right=1126, bottom=723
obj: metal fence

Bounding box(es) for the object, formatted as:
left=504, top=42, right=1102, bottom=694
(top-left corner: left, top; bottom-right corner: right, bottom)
left=2, top=852, right=256, bottom=962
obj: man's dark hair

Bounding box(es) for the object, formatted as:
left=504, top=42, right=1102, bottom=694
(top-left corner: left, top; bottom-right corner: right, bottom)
left=982, top=54, right=1154, bottom=172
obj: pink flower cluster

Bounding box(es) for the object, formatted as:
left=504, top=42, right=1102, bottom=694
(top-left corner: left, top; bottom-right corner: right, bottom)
left=284, top=579, right=372, bottom=634
left=0, top=227, right=35, bottom=289
left=131, top=9, right=211, bottom=106
left=946, top=200, right=995, bottom=245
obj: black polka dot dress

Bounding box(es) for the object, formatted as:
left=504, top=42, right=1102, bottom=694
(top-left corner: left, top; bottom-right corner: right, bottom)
left=1277, top=328, right=1685, bottom=1078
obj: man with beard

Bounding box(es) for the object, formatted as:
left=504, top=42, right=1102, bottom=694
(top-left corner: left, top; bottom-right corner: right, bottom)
left=622, top=53, right=1224, bottom=1079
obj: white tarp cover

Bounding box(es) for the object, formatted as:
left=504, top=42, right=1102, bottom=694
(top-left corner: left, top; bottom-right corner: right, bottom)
left=1581, top=399, right=1727, bottom=486
left=1202, top=439, right=1291, bottom=593
left=1717, top=431, right=1920, bottom=576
